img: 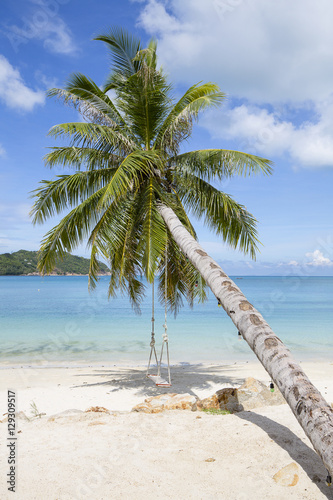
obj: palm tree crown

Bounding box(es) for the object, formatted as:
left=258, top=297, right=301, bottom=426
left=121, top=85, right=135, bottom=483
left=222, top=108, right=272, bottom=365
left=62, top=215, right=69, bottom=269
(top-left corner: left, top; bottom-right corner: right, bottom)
left=31, top=27, right=272, bottom=313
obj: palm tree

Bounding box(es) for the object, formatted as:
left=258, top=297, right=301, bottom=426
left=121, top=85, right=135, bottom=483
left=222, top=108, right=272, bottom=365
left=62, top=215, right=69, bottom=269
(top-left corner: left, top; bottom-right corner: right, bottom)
left=31, top=28, right=333, bottom=477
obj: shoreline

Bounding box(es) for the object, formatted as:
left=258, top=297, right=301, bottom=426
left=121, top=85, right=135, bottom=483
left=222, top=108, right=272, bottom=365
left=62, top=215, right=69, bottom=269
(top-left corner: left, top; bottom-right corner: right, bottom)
left=0, top=352, right=332, bottom=369
left=1, top=360, right=332, bottom=414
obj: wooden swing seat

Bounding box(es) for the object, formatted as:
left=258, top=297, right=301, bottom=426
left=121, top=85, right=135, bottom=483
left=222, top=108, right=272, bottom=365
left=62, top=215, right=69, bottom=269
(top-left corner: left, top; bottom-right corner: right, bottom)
left=147, top=374, right=172, bottom=387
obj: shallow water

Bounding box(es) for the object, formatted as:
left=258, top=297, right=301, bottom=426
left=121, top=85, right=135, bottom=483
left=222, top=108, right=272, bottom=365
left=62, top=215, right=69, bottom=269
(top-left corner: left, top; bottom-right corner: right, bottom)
left=0, top=276, right=332, bottom=365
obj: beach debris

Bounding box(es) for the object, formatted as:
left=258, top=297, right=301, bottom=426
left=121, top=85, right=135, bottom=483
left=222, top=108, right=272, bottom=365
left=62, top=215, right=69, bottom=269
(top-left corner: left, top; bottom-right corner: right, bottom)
left=204, top=458, right=216, bottom=462
left=197, top=377, right=285, bottom=413
left=30, top=401, right=46, bottom=419
left=85, top=406, right=110, bottom=413
left=132, top=393, right=198, bottom=413
left=273, top=462, right=299, bottom=487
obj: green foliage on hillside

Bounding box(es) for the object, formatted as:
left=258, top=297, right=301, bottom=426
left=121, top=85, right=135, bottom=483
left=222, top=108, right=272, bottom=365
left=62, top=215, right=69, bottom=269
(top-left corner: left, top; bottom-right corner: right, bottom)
left=0, top=250, right=110, bottom=276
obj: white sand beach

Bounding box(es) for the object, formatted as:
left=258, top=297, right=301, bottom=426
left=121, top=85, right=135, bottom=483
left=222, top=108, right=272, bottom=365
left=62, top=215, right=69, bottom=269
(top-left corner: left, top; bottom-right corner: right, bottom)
left=1, top=361, right=333, bottom=499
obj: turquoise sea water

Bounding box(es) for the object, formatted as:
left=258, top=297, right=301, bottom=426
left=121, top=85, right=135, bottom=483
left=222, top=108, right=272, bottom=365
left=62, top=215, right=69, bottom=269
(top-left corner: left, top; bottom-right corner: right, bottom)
left=0, top=276, right=332, bottom=365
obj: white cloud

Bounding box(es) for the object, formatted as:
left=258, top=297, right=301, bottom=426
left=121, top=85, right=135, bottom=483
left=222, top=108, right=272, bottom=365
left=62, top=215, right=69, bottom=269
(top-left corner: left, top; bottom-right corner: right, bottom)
left=136, top=0, right=333, bottom=168
left=277, top=251, right=333, bottom=273
left=139, top=0, right=182, bottom=33
left=305, top=250, right=333, bottom=267
left=138, top=0, right=333, bottom=104
left=287, top=261, right=300, bottom=267
left=201, top=98, right=333, bottom=168
left=0, top=55, right=45, bottom=111
left=41, top=20, right=76, bottom=55
left=34, top=70, right=57, bottom=89
left=6, top=3, right=77, bottom=55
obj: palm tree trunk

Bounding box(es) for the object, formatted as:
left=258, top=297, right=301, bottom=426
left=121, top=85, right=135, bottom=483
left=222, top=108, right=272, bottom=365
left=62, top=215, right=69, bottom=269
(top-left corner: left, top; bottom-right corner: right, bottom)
left=158, top=203, right=333, bottom=477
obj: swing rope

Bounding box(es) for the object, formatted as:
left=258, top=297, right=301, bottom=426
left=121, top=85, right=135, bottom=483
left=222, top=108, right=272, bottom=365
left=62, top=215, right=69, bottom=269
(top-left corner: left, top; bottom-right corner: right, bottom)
left=146, top=243, right=171, bottom=386
left=146, top=280, right=159, bottom=378
left=159, top=243, right=171, bottom=384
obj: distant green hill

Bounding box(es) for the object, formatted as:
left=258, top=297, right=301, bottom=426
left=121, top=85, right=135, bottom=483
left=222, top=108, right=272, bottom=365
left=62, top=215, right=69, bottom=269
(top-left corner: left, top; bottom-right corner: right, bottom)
left=0, top=250, right=110, bottom=276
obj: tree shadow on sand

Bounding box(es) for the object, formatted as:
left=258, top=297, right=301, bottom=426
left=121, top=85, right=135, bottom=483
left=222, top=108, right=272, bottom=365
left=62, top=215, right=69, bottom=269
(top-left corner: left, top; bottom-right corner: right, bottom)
left=70, top=363, right=333, bottom=498
left=70, top=363, right=252, bottom=398
left=236, top=411, right=333, bottom=499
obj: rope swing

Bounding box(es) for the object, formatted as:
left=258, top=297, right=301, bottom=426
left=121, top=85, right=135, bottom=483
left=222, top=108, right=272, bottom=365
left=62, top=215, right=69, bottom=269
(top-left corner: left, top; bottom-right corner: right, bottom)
left=146, top=244, right=171, bottom=387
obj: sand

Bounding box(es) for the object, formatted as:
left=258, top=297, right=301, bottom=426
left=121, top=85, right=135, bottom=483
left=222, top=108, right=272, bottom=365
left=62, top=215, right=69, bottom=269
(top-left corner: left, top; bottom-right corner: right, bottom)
left=1, top=361, right=333, bottom=499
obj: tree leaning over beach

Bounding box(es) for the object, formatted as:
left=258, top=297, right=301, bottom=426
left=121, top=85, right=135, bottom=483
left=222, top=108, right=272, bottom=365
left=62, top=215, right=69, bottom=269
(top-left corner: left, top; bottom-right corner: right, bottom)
left=31, top=28, right=333, bottom=478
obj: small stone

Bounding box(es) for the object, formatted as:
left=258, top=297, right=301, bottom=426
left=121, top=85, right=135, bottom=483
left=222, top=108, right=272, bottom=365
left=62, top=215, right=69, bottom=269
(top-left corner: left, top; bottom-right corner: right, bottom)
left=132, top=403, right=152, bottom=413
left=132, top=393, right=197, bottom=413
left=85, top=406, right=110, bottom=413
left=198, top=378, right=285, bottom=413
left=145, top=393, right=177, bottom=403
left=197, top=395, right=220, bottom=411
left=273, top=463, right=299, bottom=487
left=164, top=394, right=197, bottom=411
left=240, top=377, right=263, bottom=393
left=205, top=458, right=216, bottom=462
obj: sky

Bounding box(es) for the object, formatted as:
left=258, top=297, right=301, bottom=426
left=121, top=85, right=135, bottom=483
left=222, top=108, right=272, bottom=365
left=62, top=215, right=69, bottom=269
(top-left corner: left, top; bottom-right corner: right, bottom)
left=1, top=0, right=333, bottom=276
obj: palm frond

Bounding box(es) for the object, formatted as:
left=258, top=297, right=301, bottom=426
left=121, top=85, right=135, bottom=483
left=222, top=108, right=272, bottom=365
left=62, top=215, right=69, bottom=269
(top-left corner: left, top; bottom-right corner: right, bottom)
left=92, top=195, right=146, bottom=311
left=47, top=122, right=135, bottom=155
left=48, top=74, right=133, bottom=136
left=94, top=27, right=142, bottom=80
left=85, top=200, right=140, bottom=312
left=137, top=178, right=167, bottom=281
left=115, top=64, right=171, bottom=148
left=44, top=146, right=120, bottom=171
left=154, top=83, right=226, bottom=153
left=177, top=174, right=260, bottom=258
left=98, top=150, right=163, bottom=209
left=157, top=236, right=207, bottom=316
left=133, top=38, right=158, bottom=69
left=37, top=189, right=107, bottom=274
left=30, top=172, right=112, bottom=224
left=172, top=149, right=273, bottom=181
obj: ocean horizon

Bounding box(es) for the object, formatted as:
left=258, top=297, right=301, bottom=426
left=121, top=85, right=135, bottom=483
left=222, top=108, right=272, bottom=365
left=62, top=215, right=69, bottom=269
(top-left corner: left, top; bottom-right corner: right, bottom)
left=0, top=275, right=332, bottom=366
